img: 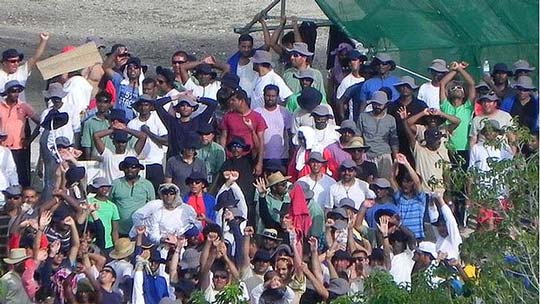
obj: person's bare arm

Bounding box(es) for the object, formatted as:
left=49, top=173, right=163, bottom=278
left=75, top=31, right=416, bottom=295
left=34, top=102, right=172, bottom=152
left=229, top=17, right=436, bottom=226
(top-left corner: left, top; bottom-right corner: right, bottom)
left=102, top=50, right=119, bottom=78
left=35, top=210, right=52, bottom=258
left=395, top=153, right=422, bottom=191
left=240, top=226, right=254, bottom=273
left=121, top=126, right=147, bottom=155
left=66, top=216, right=80, bottom=264
left=290, top=16, right=303, bottom=42
left=140, top=125, right=167, bottom=147
left=27, top=32, right=50, bottom=71
left=377, top=216, right=392, bottom=270
left=407, top=108, right=430, bottom=137
left=179, top=60, right=203, bottom=84
left=93, top=128, right=114, bottom=155
left=218, top=241, right=240, bottom=281
left=307, top=236, right=324, bottom=283
left=301, top=262, right=329, bottom=300
left=259, top=18, right=272, bottom=50
left=439, top=69, right=457, bottom=101
left=397, top=106, right=416, bottom=148
left=432, top=108, right=461, bottom=132
left=200, top=236, right=218, bottom=290
left=209, top=56, right=230, bottom=74
left=219, top=128, right=228, bottom=147
left=255, top=130, right=265, bottom=176
left=456, top=62, right=476, bottom=101
left=269, top=16, right=287, bottom=55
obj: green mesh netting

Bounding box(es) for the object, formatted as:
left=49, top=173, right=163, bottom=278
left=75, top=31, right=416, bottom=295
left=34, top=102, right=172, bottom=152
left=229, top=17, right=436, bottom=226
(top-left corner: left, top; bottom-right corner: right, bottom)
left=315, top=0, right=539, bottom=79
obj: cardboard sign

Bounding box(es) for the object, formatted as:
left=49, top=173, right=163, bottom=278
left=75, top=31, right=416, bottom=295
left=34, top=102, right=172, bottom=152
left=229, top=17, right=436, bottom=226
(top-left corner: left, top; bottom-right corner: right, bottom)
left=37, top=42, right=103, bottom=80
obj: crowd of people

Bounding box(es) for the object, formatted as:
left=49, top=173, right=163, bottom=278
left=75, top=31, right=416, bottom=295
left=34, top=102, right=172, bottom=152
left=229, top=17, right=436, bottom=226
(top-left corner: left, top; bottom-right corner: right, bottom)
left=0, top=16, right=537, bottom=304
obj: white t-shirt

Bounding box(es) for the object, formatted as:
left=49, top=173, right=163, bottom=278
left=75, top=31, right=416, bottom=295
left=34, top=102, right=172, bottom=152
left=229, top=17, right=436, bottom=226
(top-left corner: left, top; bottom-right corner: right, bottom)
left=297, top=174, right=336, bottom=210
left=0, top=146, right=18, bottom=191
left=127, top=111, right=168, bottom=164
left=417, top=82, right=441, bottom=109
left=237, top=60, right=258, bottom=94
left=470, top=110, right=513, bottom=141
left=99, top=147, right=136, bottom=183
left=184, top=78, right=220, bottom=117
left=63, top=75, right=93, bottom=132
left=254, top=105, right=292, bottom=159
left=0, top=63, right=30, bottom=102
left=336, top=73, right=364, bottom=99
left=40, top=106, right=77, bottom=148
left=327, top=178, right=375, bottom=209
left=252, top=70, right=293, bottom=110
left=390, top=250, right=415, bottom=287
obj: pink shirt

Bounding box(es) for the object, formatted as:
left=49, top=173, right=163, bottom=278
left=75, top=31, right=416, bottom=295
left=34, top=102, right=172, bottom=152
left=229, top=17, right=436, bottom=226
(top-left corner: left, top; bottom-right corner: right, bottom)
left=0, top=101, right=35, bottom=150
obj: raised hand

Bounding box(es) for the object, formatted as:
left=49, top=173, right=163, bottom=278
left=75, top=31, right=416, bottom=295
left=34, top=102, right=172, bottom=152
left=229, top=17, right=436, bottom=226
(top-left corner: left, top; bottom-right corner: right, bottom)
left=307, top=236, right=318, bottom=252
left=49, top=240, right=61, bottom=256
left=363, top=199, right=375, bottom=209
left=395, top=153, right=409, bottom=165
left=377, top=215, right=389, bottom=237
left=459, top=61, right=469, bottom=69
left=111, top=120, right=126, bottom=130
left=449, top=61, right=459, bottom=71
left=136, top=225, right=146, bottom=235
left=207, top=231, right=219, bottom=242
left=244, top=226, right=254, bottom=237
left=39, top=210, right=52, bottom=229
left=223, top=209, right=234, bottom=221
left=397, top=106, right=408, bottom=120
left=253, top=177, right=268, bottom=194
left=325, top=218, right=335, bottom=228
left=64, top=216, right=75, bottom=227
left=39, top=32, right=50, bottom=41
left=229, top=171, right=240, bottom=182
left=165, top=234, right=177, bottom=245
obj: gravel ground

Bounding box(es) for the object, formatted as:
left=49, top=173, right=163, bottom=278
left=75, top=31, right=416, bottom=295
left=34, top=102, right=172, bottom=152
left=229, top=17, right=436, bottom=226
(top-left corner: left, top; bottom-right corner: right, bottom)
left=0, top=0, right=328, bottom=111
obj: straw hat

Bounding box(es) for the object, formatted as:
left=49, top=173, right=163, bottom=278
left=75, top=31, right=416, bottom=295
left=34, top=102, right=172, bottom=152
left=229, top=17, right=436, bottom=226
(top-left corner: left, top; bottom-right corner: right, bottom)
left=266, top=172, right=291, bottom=187
left=109, top=238, right=135, bottom=260
left=3, top=248, right=30, bottom=264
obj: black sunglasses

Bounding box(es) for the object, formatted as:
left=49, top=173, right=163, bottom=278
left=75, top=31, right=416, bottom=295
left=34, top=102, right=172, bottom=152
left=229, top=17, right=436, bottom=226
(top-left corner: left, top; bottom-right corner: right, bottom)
left=7, top=195, right=22, bottom=200
left=172, top=60, right=186, bottom=65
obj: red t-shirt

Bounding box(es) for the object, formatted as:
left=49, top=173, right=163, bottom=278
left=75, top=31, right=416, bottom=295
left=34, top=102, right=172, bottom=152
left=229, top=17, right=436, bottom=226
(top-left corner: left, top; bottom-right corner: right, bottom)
left=221, top=110, right=268, bottom=153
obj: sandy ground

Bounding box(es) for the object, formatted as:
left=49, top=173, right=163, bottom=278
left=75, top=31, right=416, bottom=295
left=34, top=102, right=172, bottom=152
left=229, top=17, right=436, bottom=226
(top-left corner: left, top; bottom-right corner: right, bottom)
left=0, top=0, right=328, bottom=110
left=0, top=0, right=328, bottom=166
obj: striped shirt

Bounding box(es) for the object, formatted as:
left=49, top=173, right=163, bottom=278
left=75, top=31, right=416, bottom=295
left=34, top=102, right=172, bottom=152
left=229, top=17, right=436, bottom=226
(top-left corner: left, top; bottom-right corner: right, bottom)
left=395, top=191, right=427, bottom=239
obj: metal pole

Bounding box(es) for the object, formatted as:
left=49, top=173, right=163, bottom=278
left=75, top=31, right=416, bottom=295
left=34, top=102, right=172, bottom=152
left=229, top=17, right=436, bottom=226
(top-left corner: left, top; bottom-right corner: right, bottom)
left=395, top=65, right=431, bottom=81
left=237, top=0, right=281, bottom=34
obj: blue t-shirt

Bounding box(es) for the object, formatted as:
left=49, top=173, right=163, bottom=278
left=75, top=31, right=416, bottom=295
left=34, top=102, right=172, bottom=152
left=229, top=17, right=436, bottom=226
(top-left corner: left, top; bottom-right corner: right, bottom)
left=395, top=190, right=427, bottom=239
left=359, top=75, right=401, bottom=102
left=112, top=72, right=140, bottom=121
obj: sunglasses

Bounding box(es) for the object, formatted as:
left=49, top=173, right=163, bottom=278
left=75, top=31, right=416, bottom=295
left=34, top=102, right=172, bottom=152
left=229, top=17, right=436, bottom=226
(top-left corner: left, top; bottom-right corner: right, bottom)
left=230, top=143, right=243, bottom=149
left=517, top=88, right=532, bottom=92
left=379, top=61, right=391, bottom=66
left=117, top=53, right=131, bottom=58
left=189, top=180, right=203, bottom=185
left=6, top=59, right=20, bottom=64
left=450, top=85, right=464, bottom=91
left=7, top=195, right=21, bottom=200
left=213, top=274, right=228, bottom=279
left=172, top=60, right=186, bottom=65
left=349, top=148, right=365, bottom=153
left=8, top=88, right=22, bottom=93
left=161, top=190, right=177, bottom=195
left=342, top=167, right=356, bottom=172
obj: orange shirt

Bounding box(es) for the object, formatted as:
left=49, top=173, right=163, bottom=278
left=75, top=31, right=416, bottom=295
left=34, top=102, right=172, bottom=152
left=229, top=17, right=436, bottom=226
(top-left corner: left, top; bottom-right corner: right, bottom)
left=0, top=101, right=35, bottom=150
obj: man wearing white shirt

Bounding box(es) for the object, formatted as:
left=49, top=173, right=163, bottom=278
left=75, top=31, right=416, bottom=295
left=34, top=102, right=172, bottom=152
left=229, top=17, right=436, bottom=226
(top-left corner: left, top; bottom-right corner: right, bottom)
left=336, top=50, right=367, bottom=99
left=297, top=152, right=336, bottom=210
left=63, top=71, right=93, bottom=133
left=251, top=50, right=292, bottom=109
left=0, top=132, right=18, bottom=191
left=417, top=59, right=449, bottom=109
left=0, top=32, right=49, bottom=102
left=327, top=159, right=375, bottom=211
left=130, top=183, right=202, bottom=244
left=127, top=95, right=168, bottom=192
left=428, top=193, right=462, bottom=261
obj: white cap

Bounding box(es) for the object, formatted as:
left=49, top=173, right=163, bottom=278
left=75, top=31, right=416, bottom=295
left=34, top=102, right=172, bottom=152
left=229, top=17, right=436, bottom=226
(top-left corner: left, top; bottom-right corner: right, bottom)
left=416, top=241, right=438, bottom=259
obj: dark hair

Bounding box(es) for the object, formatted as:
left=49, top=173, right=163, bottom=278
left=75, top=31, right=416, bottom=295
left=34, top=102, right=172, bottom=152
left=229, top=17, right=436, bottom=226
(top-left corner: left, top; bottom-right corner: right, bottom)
left=142, top=77, right=156, bottom=86
left=259, top=62, right=273, bottom=70
left=238, top=34, right=254, bottom=44
left=263, top=84, right=280, bottom=95
left=172, top=50, right=188, bottom=59
left=232, top=89, right=249, bottom=103
left=281, top=31, right=295, bottom=45
left=95, top=90, right=112, bottom=103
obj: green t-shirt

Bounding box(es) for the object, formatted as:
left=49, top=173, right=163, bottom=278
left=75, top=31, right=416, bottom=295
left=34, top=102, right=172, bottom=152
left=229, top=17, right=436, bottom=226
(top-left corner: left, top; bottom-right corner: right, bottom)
left=440, top=99, right=473, bottom=151
left=81, top=116, right=114, bottom=158
left=282, top=67, right=327, bottom=96
left=88, top=197, right=120, bottom=249
left=110, top=177, right=155, bottom=234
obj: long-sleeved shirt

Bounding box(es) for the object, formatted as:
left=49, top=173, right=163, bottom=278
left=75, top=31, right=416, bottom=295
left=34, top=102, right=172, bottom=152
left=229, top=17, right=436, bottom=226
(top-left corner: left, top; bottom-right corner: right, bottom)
left=154, top=96, right=217, bottom=159
left=357, top=112, right=399, bottom=158
left=428, top=204, right=462, bottom=260
left=0, top=146, right=18, bottom=190
left=129, top=199, right=202, bottom=243
left=359, top=75, right=401, bottom=102
left=132, top=260, right=169, bottom=304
